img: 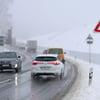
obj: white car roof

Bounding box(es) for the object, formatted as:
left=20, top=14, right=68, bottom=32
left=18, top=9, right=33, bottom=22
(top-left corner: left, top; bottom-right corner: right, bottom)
left=36, top=54, right=58, bottom=57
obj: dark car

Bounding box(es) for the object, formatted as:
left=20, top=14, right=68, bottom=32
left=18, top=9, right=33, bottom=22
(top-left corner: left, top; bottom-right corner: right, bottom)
left=0, top=51, right=22, bottom=73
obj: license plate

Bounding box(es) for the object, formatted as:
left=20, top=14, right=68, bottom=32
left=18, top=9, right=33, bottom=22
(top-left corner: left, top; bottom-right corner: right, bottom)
left=40, top=66, right=51, bottom=70
left=2, top=64, right=9, bottom=67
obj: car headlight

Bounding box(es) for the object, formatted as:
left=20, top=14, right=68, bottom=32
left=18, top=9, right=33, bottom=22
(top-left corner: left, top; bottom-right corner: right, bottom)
left=15, top=64, right=18, bottom=68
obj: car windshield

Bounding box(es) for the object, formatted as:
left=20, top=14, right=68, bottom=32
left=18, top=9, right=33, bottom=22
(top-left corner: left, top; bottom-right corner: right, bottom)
left=0, top=52, right=17, bottom=58
left=48, top=49, right=63, bottom=54
left=35, top=56, right=57, bottom=61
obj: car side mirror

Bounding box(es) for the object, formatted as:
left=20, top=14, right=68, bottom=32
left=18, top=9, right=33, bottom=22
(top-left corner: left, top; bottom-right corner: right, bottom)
left=18, top=56, right=21, bottom=58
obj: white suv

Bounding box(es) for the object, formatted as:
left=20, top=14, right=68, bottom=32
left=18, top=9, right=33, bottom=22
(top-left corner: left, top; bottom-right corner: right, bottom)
left=31, top=54, right=65, bottom=79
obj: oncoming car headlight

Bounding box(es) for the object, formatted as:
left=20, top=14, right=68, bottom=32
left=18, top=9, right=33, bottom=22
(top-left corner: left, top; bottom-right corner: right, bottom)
left=15, top=64, right=18, bottom=68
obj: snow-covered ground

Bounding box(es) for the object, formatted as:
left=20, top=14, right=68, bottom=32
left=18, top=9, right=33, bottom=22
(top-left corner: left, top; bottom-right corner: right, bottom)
left=62, top=57, right=100, bottom=100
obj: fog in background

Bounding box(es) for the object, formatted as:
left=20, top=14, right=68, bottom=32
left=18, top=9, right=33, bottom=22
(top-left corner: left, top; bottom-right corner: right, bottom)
left=11, top=0, right=100, bottom=40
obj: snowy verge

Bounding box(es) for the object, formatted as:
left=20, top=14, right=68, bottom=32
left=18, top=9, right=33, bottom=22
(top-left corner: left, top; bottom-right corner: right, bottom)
left=62, top=56, right=100, bottom=100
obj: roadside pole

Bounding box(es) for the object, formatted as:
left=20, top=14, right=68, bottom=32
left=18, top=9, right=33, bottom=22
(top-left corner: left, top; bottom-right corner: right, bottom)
left=86, top=34, right=93, bottom=86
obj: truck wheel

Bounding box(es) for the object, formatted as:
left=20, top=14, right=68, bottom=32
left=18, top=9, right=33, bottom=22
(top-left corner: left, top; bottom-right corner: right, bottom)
left=62, top=59, right=65, bottom=64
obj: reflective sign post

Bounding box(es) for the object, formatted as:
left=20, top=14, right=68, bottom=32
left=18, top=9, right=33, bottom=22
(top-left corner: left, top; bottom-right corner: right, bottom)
left=86, top=34, right=93, bottom=64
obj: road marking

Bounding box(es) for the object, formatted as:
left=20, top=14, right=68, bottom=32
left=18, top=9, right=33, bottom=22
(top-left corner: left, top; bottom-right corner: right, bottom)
left=0, top=79, right=12, bottom=84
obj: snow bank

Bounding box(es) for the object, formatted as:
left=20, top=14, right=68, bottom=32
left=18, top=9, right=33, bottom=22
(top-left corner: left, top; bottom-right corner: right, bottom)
left=63, top=56, right=100, bottom=100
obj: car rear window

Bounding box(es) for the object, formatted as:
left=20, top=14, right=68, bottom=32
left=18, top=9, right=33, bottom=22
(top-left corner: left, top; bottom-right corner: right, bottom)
left=35, top=56, right=57, bottom=61
left=48, top=49, right=63, bottom=54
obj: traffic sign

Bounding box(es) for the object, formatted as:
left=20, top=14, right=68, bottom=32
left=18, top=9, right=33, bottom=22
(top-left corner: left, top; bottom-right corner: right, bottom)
left=86, top=34, right=93, bottom=44
left=94, top=21, right=100, bottom=32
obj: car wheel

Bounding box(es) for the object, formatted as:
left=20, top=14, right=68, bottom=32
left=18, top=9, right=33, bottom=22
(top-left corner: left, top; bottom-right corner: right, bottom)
left=15, top=68, right=19, bottom=73
left=31, top=74, right=40, bottom=80
left=19, top=66, right=21, bottom=72
left=60, top=70, right=64, bottom=80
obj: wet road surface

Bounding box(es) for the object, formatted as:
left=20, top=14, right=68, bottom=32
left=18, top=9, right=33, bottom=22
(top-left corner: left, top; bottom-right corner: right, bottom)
left=0, top=49, right=77, bottom=100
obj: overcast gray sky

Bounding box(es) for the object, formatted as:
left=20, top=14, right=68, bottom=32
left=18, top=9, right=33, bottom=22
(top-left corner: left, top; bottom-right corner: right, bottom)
left=11, top=0, right=100, bottom=40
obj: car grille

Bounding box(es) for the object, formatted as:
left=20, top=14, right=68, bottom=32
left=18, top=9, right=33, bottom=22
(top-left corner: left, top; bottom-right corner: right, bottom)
left=0, top=61, right=11, bottom=64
